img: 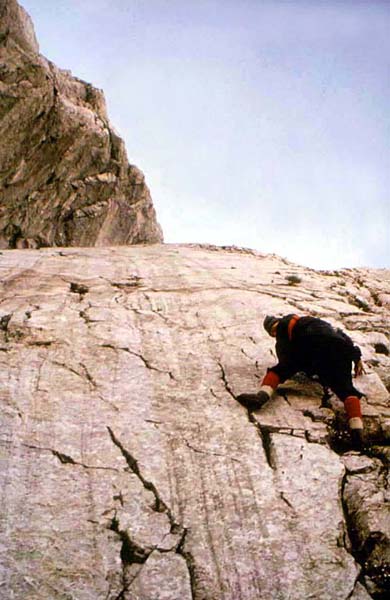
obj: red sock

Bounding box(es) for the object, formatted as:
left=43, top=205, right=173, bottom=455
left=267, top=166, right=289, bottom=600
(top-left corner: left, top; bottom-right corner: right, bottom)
left=344, top=396, right=362, bottom=419
left=344, top=396, right=363, bottom=430
left=262, top=371, right=280, bottom=390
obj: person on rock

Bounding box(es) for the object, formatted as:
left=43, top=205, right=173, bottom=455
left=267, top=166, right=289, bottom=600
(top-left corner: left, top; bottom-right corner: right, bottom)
left=237, top=314, right=366, bottom=449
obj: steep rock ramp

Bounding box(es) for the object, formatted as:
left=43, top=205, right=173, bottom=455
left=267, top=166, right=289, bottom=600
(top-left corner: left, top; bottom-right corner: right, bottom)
left=0, top=244, right=389, bottom=599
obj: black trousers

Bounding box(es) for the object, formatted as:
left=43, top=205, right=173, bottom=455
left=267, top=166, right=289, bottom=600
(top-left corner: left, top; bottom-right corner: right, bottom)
left=271, top=339, right=363, bottom=401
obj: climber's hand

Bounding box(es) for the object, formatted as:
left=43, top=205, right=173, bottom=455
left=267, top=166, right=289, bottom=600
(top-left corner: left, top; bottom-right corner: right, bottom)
left=354, top=359, right=365, bottom=378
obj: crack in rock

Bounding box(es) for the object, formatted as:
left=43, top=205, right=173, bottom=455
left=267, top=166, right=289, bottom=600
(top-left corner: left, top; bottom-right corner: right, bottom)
left=101, top=343, right=176, bottom=379
left=109, top=514, right=151, bottom=565
left=49, top=359, right=118, bottom=410
left=240, top=347, right=252, bottom=360
left=257, top=423, right=276, bottom=470
left=278, top=390, right=291, bottom=405
left=108, top=515, right=151, bottom=600
left=343, top=472, right=390, bottom=597
left=106, top=429, right=193, bottom=598
left=0, top=313, right=12, bottom=331
left=217, top=362, right=235, bottom=398
left=209, top=387, right=220, bottom=401
left=145, top=419, right=242, bottom=464
left=247, top=414, right=276, bottom=470
left=327, top=425, right=390, bottom=597
left=79, top=306, right=100, bottom=325
left=182, top=438, right=242, bottom=463
left=0, top=313, right=13, bottom=342
left=21, top=443, right=120, bottom=471
left=111, top=279, right=142, bottom=291
left=79, top=361, right=98, bottom=389
left=69, top=281, right=89, bottom=299
left=280, top=492, right=296, bottom=512
left=106, top=427, right=179, bottom=528
left=51, top=360, right=85, bottom=381
left=176, top=528, right=196, bottom=600
left=338, top=470, right=376, bottom=599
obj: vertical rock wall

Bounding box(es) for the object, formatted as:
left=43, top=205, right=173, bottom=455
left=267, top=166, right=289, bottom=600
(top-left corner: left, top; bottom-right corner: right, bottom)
left=0, top=244, right=389, bottom=599
left=0, top=0, right=163, bottom=248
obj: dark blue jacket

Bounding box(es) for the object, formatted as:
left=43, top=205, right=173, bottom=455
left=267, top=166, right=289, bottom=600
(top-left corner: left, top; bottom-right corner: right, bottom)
left=270, top=315, right=362, bottom=397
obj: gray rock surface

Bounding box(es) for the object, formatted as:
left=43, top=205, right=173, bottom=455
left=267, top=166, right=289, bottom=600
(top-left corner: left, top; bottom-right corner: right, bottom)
left=0, top=243, right=389, bottom=599
left=0, top=0, right=163, bottom=248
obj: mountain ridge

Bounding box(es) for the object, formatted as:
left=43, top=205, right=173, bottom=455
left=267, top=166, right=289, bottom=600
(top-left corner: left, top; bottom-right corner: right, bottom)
left=0, top=0, right=163, bottom=248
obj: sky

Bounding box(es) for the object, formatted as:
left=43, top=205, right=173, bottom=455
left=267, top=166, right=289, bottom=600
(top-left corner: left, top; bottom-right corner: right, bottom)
left=21, top=0, right=390, bottom=269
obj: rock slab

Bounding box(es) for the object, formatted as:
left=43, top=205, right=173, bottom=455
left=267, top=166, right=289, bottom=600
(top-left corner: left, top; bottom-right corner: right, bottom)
left=0, top=244, right=389, bottom=599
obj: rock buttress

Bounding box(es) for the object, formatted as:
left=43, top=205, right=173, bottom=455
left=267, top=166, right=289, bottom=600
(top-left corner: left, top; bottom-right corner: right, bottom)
left=0, top=0, right=163, bottom=248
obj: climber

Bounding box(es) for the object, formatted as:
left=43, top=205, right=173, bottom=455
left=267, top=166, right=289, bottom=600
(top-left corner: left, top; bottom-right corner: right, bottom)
left=237, top=314, right=366, bottom=449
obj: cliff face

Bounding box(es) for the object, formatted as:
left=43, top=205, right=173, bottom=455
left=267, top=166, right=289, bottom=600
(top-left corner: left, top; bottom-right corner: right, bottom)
left=0, top=0, right=163, bottom=248
left=0, top=244, right=389, bottom=599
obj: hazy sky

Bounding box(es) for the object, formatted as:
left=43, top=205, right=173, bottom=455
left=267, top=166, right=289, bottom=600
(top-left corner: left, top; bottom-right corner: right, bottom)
left=21, top=0, right=389, bottom=269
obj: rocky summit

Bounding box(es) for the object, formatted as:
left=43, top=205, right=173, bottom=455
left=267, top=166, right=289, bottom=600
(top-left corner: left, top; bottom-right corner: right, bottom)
left=0, top=243, right=389, bottom=599
left=0, top=0, right=163, bottom=248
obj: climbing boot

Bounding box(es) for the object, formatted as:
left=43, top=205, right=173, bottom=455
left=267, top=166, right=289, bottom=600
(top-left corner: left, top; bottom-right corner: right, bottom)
left=236, top=391, right=269, bottom=412
left=236, top=370, right=279, bottom=411
left=350, top=428, right=365, bottom=451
